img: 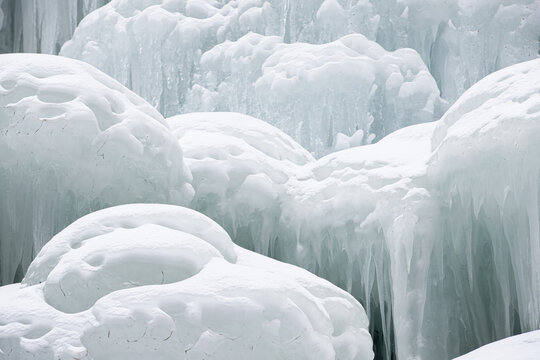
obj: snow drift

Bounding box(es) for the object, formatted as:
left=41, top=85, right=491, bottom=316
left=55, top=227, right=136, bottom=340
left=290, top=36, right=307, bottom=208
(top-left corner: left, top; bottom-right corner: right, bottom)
left=170, top=58, right=540, bottom=359
left=0, top=53, right=193, bottom=285
left=0, top=204, right=374, bottom=360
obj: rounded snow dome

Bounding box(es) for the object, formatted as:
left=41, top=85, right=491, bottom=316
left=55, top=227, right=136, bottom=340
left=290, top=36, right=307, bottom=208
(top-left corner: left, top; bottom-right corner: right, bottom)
left=0, top=204, right=374, bottom=360
left=0, top=54, right=193, bottom=285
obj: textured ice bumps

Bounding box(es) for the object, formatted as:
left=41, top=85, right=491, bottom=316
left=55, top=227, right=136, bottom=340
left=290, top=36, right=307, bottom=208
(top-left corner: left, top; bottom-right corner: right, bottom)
left=0, top=204, right=374, bottom=360
left=0, top=54, right=193, bottom=285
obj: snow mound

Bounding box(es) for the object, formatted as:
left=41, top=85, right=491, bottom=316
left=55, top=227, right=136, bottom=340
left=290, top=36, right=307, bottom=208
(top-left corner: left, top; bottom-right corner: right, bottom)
left=171, top=59, right=540, bottom=360
left=454, top=330, right=540, bottom=360
left=0, top=53, right=193, bottom=285
left=185, top=33, right=444, bottom=155
left=0, top=204, right=373, bottom=360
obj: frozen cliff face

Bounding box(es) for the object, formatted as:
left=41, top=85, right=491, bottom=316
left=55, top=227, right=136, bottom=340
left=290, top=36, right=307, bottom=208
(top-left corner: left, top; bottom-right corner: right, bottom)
left=0, top=54, right=193, bottom=285
left=170, top=59, right=540, bottom=360
left=185, top=32, right=444, bottom=156
left=61, top=0, right=445, bottom=155
left=454, top=330, right=540, bottom=360
left=0, top=0, right=110, bottom=54
left=0, top=204, right=374, bottom=360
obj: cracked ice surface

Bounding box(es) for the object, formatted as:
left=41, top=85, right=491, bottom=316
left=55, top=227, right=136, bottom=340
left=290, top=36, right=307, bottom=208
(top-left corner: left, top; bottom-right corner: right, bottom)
left=170, top=58, right=540, bottom=359
left=0, top=54, right=193, bottom=285
left=0, top=204, right=373, bottom=360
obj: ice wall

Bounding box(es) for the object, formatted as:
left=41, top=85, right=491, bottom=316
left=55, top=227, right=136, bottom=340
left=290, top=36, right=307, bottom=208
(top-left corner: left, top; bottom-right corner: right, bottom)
left=0, top=0, right=110, bottom=54
left=170, top=59, right=540, bottom=359
left=0, top=54, right=193, bottom=286
left=61, top=0, right=540, bottom=129
left=0, top=204, right=374, bottom=360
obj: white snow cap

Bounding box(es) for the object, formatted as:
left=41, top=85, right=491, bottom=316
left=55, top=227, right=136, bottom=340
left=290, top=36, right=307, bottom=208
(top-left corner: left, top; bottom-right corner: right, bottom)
left=0, top=53, right=193, bottom=285
left=0, top=204, right=374, bottom=360
left=454, top=330, right=540, bottom=360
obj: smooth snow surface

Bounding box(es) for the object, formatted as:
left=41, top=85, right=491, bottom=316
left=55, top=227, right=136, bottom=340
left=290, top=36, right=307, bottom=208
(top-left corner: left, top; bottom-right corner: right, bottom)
left=169, top=58, right=540, bottom=360
left=0, top=54, right=193, bottom=285
left=454, top=330, right=540, bottom=360
left=0, top=0, right=110, bottom=54
left=0, top=204, right=374, bottom=360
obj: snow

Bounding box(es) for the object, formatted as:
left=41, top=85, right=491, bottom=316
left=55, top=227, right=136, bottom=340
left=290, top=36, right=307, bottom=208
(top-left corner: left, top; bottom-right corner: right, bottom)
left=0, top=53, right=193, bottom=285
left=0, top=0, right=110, bottom=54
left=169, top=58, right=540, bottom=359
left=0, top=204, right=374, bottom=360
left=454, top=330, right=540, bottom=360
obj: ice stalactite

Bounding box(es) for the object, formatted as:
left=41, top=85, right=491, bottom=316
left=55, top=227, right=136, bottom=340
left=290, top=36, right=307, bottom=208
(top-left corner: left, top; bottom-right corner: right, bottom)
left=0, top=0, right=110, bottom=54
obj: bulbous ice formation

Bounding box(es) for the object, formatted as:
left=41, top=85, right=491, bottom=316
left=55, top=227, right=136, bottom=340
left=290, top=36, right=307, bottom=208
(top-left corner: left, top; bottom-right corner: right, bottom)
left=185, top=32, right=445, bottom=155
left=61, top=0, right=446, bottom=155
left=0, top=53, right=193, bottom=285
left=170, top=58, right=540, bottom=359
left=0, top=204, right=374, bottom=360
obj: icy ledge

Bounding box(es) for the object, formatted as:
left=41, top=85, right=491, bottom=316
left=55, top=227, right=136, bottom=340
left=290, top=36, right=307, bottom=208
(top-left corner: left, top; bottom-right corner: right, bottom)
left=0, top=204, right=373, bottom=360
left=170, top=58, right=540, bottom=360
left=0, top=54, right=193, bottom=286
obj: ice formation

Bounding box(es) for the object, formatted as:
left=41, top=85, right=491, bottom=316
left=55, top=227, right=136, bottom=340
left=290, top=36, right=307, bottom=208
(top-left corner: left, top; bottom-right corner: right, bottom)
left=184, top=32, right=444, bottom=155
left=170, top=58, right=540, bottom=359
left=0, top=54, right=193, bottom=286
left=0, top=204, right=374, bottom=360
left=60, top=0, right=446, bottom=155
left=454, top=330, right=540, bottom=360
left=0, top=0, right=110, bottom=54
left=60, top=0, right=540, bottom=136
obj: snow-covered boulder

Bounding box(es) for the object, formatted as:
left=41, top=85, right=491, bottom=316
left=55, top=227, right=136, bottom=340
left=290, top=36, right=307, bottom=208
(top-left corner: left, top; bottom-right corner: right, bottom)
left=454, top=330, right=540, bottom=360
left=185, top=33, right=444, bottom=155
left=0, top=204, right=374, bottom=360
left=0, top=54, right=193, bottom=285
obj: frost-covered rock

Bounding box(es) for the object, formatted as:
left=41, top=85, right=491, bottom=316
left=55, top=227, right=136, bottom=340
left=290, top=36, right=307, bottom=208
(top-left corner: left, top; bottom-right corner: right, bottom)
left=185, top=33, right=444, bottom=155
left=0, top=204, right=374, bottom=360
left=0, top=54, right=193, bottom=285
left=0, top=0, right=110, bottom=54
left=454, top=330, right=540, bottom=360
left=171, top=59, right=540, bottom=360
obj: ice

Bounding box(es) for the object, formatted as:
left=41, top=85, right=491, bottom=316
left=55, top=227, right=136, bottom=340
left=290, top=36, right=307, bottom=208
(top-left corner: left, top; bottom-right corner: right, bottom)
left=169, top=58, right=540, bottom=359
left=184, top=32, right=445, bottom=156
left=60, top=0, right=540, bottom=137
left=0, top=54, right=193, bottom=286
left=60, top=0, right=446, bottom=155
left=0, top=204, right=374, bottom=360
left=0, top=0, right=110, bottom=54
left=454, top=330, right=540, bottom=360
